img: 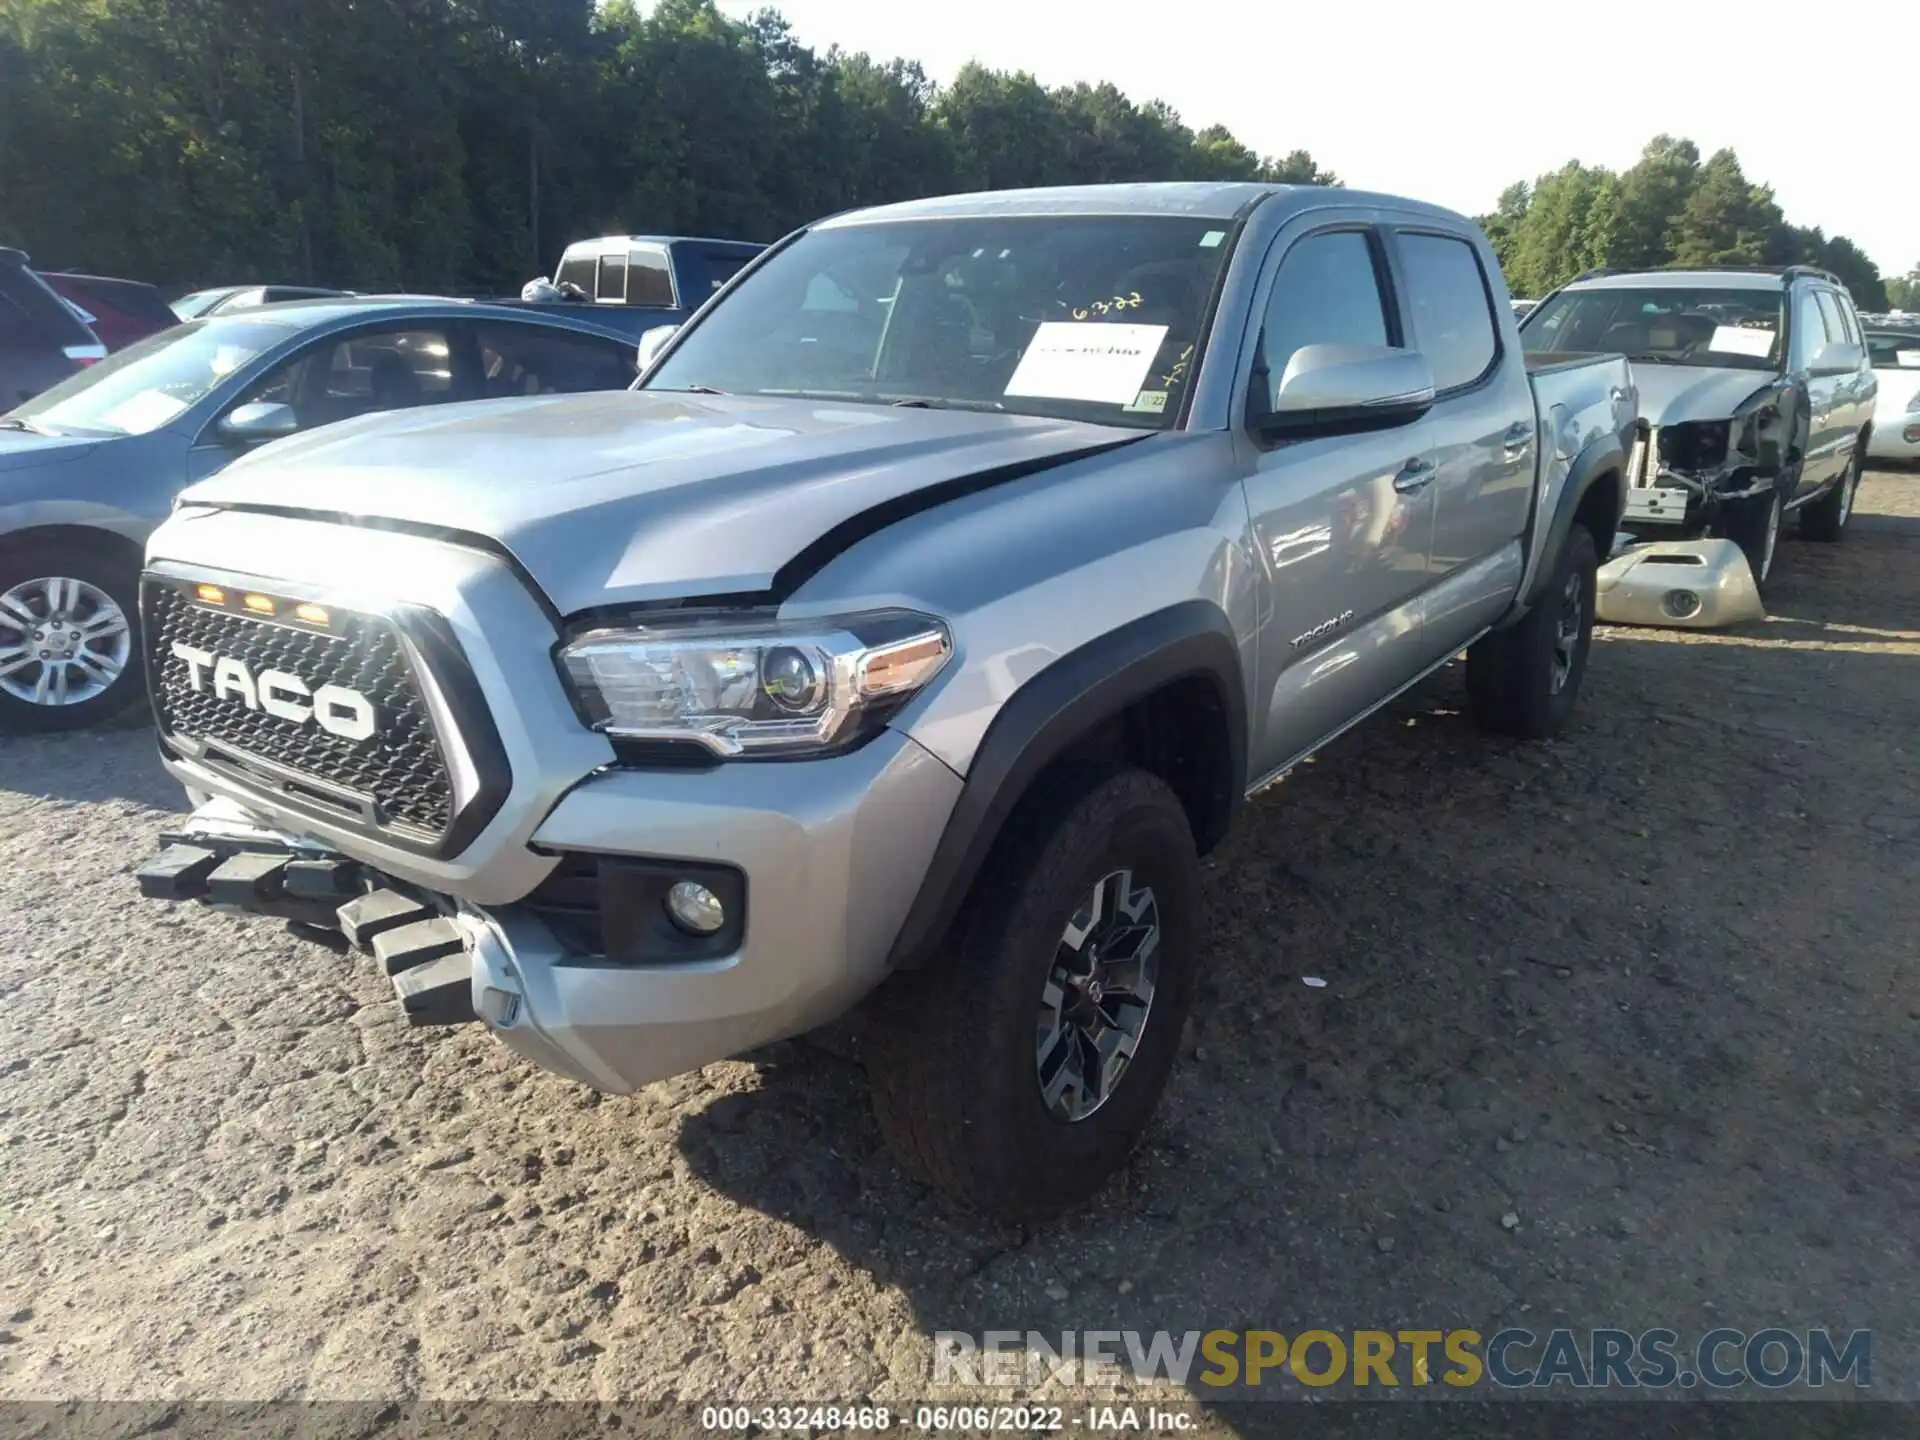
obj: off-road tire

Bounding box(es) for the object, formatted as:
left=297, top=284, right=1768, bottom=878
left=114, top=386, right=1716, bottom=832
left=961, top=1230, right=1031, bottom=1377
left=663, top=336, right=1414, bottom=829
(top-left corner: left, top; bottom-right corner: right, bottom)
left=1799, top=436, right=1864, bottom=543
left=866, top=764, right=1201, bottom=1221
left=0, top=538, right=146, bottom=734
left=1466, top=523, right=1598, bottom=740
left=1721, top=486, right=1784, bottom=590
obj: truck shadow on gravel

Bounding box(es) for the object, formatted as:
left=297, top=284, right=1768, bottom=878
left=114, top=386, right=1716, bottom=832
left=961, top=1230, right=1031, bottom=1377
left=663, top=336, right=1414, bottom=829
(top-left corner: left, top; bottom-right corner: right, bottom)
left=679, top=622, right=1919, bottom=1414
left=0, top=716, right=184, bottom=809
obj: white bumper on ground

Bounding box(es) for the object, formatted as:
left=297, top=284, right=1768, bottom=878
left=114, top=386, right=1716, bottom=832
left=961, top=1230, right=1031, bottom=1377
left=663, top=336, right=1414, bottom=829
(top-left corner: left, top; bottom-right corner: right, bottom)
left=1595, top=536, right=1763, bottom=629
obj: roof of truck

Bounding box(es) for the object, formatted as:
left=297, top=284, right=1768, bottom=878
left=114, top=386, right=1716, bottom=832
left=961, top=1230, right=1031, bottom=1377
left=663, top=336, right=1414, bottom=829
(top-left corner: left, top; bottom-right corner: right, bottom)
left=561, top=235, right=762, bottom=252
left=816, top=182, right=1466, bottom=228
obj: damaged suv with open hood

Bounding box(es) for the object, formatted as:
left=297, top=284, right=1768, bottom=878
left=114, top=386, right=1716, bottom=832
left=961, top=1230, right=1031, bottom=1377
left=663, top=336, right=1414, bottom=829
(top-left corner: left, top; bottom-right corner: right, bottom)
left=1521, top=266, right=1876, bottom=589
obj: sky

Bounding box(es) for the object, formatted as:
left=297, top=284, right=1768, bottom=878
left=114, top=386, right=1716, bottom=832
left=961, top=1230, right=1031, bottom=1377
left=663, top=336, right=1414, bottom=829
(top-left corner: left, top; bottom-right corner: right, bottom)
left=716, top=0, right=1914, bottom=278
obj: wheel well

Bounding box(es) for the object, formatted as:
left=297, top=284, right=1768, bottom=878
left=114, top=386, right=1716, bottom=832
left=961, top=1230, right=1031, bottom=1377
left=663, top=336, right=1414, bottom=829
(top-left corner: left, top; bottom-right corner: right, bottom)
left=0, top=524, right=144, bottom=575
left=1574, top=469, right=1622, bottom=558
left=1043, top=675, right=1237, bottom=855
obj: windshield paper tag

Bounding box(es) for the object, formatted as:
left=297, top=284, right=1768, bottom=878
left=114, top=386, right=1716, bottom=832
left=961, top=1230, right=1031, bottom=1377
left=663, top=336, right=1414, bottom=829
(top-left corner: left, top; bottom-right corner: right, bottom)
left=1005, top=322, right=1169, bottom=405
left=99, top=391, right=189, bottom=432
left=1200, top=230, right=1226, bottom=248
left=1126, top=389, right=1168, bottom=414
left=1709, top=325, right=1775, bottom=358
left=1898, top=350, right=1920, bottom=368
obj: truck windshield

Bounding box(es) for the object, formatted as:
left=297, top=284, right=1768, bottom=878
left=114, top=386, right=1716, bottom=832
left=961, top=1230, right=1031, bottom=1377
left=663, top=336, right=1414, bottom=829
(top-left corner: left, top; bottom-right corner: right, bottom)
left=645, top=215, right=1236, bottom=429
left=1522, top=286, right=1787, bottom=371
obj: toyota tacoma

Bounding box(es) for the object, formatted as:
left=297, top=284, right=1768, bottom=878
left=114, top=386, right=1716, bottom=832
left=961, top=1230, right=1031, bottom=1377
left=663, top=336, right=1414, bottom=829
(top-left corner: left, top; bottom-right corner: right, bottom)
left=134, top=183, right=1635, bottom=1219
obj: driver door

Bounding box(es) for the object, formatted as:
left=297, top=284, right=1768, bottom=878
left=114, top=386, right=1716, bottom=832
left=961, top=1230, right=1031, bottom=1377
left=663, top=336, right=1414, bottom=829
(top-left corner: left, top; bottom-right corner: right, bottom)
left=1239, top=224, right=1439, bottom=778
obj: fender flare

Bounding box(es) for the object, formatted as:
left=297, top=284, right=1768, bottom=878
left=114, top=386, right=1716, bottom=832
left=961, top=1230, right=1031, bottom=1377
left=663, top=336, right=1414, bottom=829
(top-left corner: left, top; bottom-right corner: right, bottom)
left=1514, top=433, right=1626, bottom=614
left=886, top=600, right=1246, bottom=971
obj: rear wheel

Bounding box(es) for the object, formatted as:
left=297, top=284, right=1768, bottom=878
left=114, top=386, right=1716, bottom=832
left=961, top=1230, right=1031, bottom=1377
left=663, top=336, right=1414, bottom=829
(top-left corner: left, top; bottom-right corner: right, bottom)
left=0, top=541, right=144, bottom=733
left=1799, top=437, right=1864, bottom=542
left=1466, top=523, right=1598, bottom=740
left=865, top=765, right=1201, bottom=1220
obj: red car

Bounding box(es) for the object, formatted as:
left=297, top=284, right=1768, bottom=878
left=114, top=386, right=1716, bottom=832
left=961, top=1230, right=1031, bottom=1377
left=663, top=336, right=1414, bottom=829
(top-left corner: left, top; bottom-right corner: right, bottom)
left=37, top=272, right=178, bottom=352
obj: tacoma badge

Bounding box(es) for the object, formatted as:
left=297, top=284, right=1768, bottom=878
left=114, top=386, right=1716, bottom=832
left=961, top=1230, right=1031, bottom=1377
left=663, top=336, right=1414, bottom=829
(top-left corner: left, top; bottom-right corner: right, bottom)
left=169, top=642, right=377, bottom=741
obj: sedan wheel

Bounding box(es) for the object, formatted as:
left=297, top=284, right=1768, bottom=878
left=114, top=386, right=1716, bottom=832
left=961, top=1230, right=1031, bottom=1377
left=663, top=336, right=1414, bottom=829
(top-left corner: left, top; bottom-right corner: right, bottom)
left=0, top=575, right=132, bottom=707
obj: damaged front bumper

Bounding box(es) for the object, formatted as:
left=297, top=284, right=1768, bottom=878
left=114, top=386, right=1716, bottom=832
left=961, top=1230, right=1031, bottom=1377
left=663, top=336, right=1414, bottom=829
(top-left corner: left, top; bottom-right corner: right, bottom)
left=136, top=797, right=481, bottom=1027
left=133, top=723, right=964, bottom=1093
left=1622, top=420, right=1778, bottom=535
left=1595, top=535, right=1763, bottom=629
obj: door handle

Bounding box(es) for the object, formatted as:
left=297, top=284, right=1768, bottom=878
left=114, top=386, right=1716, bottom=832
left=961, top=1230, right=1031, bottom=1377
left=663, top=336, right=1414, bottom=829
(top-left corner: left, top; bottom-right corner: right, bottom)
left=1392, top=456, right=1436, bottom=494
left=1502, top=421, right=1534, bottom=457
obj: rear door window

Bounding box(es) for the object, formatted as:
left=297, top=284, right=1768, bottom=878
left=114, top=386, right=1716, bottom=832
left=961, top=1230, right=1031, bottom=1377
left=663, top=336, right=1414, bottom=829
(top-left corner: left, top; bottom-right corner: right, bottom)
left=473, top=323, right=636, bottom=396
left=1396, top=232, right=1499, bottom=391
left=1833, top=294, right=1862, bottom=345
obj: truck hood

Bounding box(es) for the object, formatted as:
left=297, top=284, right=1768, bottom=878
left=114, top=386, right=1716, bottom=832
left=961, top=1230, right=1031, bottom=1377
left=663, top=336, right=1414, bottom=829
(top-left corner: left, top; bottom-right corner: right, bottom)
left=180, top=390, right=1140, bottom=613
left=1628, top=363, right=1775, bottom=427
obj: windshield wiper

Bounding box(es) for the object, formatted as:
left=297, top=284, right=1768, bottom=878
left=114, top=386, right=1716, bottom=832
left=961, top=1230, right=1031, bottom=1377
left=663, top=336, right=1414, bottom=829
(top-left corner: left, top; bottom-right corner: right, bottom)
left=887, top=396, right=1005, bottom=412
left=0, top=418, right=43, bottom=434
left=653, top=384, right=727, bottom=395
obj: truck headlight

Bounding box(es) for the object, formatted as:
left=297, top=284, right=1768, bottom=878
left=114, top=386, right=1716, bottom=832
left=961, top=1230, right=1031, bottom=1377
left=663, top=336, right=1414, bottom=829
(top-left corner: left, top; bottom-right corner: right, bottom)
left=558, top=609, right=952, bottom=758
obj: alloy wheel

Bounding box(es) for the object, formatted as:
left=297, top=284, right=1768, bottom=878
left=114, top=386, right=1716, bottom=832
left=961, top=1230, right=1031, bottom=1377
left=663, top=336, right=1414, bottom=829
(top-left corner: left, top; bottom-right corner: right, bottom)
left=1035, top=868, right=1161, bottom=1123
left=0, top=576, right=132, bottom=706
left=1550, top=567, right=1582, bottom=694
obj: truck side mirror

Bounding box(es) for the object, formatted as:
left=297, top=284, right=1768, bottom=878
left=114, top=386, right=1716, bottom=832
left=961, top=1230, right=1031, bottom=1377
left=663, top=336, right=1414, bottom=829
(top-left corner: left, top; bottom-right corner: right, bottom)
left=637, top=324, right=680, bottom=374
left=1261, top=344, right=1436, bottom=437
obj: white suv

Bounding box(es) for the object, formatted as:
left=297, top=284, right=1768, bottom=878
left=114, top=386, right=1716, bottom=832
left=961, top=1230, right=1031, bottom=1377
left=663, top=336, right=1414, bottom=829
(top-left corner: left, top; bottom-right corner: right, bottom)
left=1521, top=266, right=1877, bottom=589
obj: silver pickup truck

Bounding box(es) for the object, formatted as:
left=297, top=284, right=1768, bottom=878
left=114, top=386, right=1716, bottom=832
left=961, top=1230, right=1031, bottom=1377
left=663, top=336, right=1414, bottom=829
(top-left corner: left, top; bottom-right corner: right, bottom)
left=133, top=183, right=1635, bottom=1218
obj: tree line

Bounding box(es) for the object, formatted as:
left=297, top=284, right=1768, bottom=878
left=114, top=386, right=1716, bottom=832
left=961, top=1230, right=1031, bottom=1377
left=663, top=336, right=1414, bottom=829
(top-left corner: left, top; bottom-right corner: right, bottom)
left=0, top=0, right=1331, bottom=294
left=1483, top=135, right=1906, bottom=311
left=2, top=0, right=1909, bottom=312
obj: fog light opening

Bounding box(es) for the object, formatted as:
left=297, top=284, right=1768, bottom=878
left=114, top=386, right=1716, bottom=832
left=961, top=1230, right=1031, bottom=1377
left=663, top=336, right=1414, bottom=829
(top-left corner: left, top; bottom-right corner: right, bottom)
left=1663, top=588, right=1703, bottom=620
left=665, top=879, right=727, bottom=936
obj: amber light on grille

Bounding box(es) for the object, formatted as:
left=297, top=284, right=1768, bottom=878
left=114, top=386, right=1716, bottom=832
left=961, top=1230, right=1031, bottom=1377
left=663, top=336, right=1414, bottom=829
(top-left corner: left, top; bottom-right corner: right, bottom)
left=294, top=602, right=330, bottom=626
left=193, top=584, right=226, bottom=604
left=242, top=593, right=276, bottom=615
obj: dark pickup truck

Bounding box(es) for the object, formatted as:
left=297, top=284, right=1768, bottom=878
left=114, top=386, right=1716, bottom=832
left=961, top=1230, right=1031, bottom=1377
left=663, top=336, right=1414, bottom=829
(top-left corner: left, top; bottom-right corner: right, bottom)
left=488, top=235, right=764, bottom=340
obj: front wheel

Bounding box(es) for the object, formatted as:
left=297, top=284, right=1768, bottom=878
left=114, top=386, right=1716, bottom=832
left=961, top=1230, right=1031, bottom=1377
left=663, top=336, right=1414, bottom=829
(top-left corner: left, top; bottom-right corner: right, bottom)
left=1799, top=438, right=1864, bottom=542
left=0, top=542, right=145, bottom=733
left=1721, top=486, right=1784, bottom=590
left=1466, top=523, right=1598, bottom=740
left=865, top=765, right=1201, bottom=1220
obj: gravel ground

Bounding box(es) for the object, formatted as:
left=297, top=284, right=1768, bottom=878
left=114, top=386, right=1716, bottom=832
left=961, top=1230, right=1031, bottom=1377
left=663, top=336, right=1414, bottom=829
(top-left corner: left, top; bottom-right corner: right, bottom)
left=0, top=471, right=1915, bottom=1412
